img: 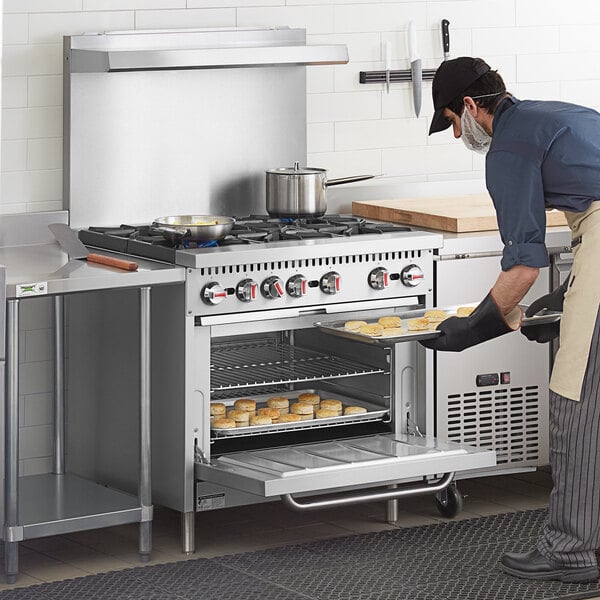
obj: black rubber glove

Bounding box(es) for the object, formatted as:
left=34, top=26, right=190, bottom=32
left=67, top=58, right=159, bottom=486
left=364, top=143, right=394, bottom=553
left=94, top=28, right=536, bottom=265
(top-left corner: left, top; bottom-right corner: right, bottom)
left=420, top=292, right=522, bottom=352
left=520, top=275, right=570, bottom=343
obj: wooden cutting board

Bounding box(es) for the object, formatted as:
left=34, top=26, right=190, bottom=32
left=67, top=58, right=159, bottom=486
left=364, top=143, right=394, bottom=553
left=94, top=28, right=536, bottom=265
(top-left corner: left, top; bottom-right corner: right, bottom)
left=352, top=193, right=568, bottom=233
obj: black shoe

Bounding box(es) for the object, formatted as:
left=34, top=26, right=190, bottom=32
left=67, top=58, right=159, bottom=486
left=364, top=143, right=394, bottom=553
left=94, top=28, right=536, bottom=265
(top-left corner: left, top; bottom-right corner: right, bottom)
left=501, top=549, right=599, bottom=583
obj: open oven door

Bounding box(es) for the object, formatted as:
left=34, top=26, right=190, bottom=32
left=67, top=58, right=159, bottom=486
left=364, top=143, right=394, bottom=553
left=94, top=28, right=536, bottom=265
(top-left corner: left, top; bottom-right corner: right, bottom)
left=195, top=433, right=495, bottom=501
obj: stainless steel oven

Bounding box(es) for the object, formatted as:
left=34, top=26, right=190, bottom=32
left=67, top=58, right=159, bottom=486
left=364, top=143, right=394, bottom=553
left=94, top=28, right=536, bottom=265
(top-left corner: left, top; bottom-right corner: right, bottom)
left=129, top=226, right=492, bottom=552
left=63, top=27, right=496, bottom=555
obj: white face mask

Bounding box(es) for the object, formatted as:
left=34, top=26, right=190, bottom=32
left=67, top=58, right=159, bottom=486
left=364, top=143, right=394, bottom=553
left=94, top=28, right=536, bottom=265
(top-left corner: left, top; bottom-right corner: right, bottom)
left=460, top=107, right=492, bottom=155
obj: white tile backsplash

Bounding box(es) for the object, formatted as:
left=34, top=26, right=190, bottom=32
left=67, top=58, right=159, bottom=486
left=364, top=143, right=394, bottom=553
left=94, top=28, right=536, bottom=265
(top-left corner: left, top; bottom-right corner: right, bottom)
left=308, top=90, right=381, bottom=123
left=335, top=118, right=426, bottom=151
left=2, top=76, right=28, bottom=108
left=237, top=5, right=335, bottom=34
left=3, top=0, right=600, bottom=476
left=135, top=8, right=235, bottom=29
left=28, top=75, right=62, bottom=107
left=2, top=139, right=28, bottom=171
left=28, top=11, right=134, bottom=44
left=3, top=13, right=28, bottom=45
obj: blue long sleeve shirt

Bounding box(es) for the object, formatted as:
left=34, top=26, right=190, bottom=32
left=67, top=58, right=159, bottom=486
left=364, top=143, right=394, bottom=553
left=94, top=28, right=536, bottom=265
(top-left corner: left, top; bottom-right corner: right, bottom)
left=485, top=97, right=600, bottom=270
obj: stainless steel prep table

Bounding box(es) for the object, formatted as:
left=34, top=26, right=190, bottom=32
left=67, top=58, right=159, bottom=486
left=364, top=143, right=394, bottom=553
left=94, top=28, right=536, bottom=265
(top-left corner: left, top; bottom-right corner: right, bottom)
left=1, top=216, right=185, bottom=583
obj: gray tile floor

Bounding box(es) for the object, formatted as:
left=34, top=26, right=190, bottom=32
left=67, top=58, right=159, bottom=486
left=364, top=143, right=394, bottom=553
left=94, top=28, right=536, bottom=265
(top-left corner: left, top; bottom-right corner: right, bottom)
left=2, top=468, right=599, bottom=599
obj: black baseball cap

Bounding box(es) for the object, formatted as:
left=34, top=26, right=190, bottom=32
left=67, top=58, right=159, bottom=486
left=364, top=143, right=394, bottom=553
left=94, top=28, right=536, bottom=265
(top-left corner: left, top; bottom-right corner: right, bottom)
left=429, top=57, right=491, bottom=135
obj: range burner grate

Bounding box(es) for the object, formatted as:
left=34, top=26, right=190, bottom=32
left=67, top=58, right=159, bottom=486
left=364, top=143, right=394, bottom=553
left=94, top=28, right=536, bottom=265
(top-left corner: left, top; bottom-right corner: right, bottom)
left=79, top=214, right=412, bottom=264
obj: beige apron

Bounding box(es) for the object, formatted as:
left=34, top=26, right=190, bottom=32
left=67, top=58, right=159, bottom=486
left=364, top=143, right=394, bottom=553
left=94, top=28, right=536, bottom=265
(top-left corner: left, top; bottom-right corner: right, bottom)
left=549, top=202, right=600, bottom=401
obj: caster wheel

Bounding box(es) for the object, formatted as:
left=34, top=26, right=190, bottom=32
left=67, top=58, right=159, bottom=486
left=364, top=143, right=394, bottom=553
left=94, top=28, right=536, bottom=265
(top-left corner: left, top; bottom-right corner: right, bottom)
left=435, top=484, right=463, bottom=518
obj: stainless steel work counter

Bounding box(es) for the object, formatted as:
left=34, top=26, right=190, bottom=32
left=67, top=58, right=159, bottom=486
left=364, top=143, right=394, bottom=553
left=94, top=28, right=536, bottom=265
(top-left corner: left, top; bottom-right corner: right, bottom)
left=1, top=242, right=185, bottom=299
left=434, top=225, right=572, bottom=258
left=1, top=213, right=185, bottom=583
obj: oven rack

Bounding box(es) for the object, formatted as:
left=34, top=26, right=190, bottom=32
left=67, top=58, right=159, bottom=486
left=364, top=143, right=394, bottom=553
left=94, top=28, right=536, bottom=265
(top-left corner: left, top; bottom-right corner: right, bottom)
left=211, top=339, right=388, bottom=392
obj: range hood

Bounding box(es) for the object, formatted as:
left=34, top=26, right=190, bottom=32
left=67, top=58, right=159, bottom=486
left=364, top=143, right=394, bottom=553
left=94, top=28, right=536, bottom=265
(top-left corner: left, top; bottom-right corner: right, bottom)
left=66, top=27, right=349, bottom=73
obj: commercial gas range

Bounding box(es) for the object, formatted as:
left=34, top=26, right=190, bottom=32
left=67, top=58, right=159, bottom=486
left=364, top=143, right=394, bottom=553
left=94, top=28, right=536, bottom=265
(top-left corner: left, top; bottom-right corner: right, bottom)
left=63, top=27, right=494, bottom=555
left=68, top=215, right=496, bottom=553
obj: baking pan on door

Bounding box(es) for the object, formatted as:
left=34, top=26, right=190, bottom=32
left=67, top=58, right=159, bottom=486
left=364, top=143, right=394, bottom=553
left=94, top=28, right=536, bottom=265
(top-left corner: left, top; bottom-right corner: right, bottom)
left=195, top=433, right=495, bottom=498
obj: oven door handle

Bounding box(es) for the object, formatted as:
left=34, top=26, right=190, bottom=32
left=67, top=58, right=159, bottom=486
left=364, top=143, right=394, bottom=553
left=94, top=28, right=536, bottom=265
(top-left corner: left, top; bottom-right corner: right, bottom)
left=281, top=472, right=454, bottom=511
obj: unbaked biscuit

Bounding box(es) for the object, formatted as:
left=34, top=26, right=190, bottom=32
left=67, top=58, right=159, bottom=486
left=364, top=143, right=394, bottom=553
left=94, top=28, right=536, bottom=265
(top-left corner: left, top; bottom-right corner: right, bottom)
left=344, top=406, right=368, bottom=415
left=378, top=316, right=402, bottom=328
left=406, top=317, right=431, bottom=331
left=359, top=323, right=384, bottom=336
left=344, top=320, right=368, bottom=332
left=424, top=309, right=448, bottom=323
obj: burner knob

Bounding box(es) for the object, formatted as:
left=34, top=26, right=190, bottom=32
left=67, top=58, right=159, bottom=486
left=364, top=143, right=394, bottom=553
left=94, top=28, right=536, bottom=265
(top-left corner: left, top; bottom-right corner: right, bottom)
left=201, top=282, right=227, bottom=305
left=286, top=275, right=308, bottom=298
left=236, top=279, right=258, bottom=303
left=262, top=276, right=285, bottom=299
left=320, top=271, right=341, bottom=295
left=368, top=267, right=390, bottom=290
left=400, top=264, right=424, bottom=287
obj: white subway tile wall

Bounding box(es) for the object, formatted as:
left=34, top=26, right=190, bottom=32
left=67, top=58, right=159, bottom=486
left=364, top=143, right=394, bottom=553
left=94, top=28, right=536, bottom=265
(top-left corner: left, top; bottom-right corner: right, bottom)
left=3, top=0, right=600, bottom=471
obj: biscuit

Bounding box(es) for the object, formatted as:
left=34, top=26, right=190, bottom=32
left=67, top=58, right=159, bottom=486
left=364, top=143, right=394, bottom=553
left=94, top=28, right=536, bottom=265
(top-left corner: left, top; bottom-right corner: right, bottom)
left=291, top=402, right=313, bottom=420
left=378, top=316, right=402, bottom=328
left=424, top=309, right=448, bottom=323
left=457, top=306, right=476, bottom=317
left=359, top=323, right=384, bottom=336
left=257, top=407, right=281, bottom=422
left=344, top=320, right=367, bottom=332
left=344, top=406, right=368, bottom=415
left=298, top=392, right=320, bottom=406
left=212, top=418, right=236, bottom=429
left=267, top=397, right=290, bottom=415
left=234, top=398, right=256, bottom=415
left=406, top=317, right=431, bottom=331
left=226, top=409, right=250, bottom=426
left=278, top=414, right=302, bottom=423
left=249, top=415, right=272, bottom=426
left=210, top=403, right=226, bottom=418
left=316, top=409, right=338, bottom=419
left=320, top=399, right=342, bottom=415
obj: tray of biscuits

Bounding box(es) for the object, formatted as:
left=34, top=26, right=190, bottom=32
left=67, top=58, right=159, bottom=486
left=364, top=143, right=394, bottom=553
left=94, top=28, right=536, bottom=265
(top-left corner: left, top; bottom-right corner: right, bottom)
left=314, top=304, right=478, bottom=345
left=210, top=389, right=388, bottom=437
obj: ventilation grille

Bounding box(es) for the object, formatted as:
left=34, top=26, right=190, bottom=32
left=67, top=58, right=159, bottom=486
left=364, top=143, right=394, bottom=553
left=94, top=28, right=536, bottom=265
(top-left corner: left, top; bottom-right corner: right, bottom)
left=445, top=386, right=540, bottom=465
left=199, top=250, right=422, bottom=276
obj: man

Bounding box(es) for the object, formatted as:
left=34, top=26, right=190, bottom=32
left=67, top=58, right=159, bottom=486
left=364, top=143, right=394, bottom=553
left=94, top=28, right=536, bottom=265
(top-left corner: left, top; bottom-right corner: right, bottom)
left=424, top=57, right=600, bottom=583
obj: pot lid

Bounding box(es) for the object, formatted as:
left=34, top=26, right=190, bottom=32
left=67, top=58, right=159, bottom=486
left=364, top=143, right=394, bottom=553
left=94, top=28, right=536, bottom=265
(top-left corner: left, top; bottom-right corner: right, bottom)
left=266, top=161, right=327, bottom=176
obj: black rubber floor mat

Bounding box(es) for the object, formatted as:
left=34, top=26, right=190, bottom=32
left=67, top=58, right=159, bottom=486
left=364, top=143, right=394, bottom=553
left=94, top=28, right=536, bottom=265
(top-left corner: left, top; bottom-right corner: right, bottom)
left=2, top=508, right=600, bottom=600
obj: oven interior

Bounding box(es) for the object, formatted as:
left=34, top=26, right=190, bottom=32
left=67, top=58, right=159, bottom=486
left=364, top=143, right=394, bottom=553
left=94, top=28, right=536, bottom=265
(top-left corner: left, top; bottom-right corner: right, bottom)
left=206, top=324, right=421, bottom=458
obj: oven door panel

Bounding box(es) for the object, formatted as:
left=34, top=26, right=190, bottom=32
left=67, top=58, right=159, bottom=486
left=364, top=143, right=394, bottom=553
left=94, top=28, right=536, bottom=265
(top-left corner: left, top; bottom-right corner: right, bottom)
left=195, top=433, right=495, bottom=497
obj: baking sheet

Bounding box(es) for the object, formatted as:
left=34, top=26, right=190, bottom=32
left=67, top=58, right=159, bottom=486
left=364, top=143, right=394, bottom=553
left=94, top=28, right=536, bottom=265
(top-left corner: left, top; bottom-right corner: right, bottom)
left=211, top=389, right=388, bottom=437
left=315, top=304, right=562, bottom=346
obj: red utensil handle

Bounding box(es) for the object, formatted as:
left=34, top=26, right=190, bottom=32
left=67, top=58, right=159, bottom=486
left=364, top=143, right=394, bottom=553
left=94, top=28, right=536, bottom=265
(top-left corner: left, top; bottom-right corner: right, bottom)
left=87, top=253, right=139, bottom=271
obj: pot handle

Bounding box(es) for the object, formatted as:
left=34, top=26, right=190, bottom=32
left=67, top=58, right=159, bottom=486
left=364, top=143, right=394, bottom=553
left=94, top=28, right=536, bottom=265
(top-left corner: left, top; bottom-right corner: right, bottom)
left=325, top=175, right=375, bottom=187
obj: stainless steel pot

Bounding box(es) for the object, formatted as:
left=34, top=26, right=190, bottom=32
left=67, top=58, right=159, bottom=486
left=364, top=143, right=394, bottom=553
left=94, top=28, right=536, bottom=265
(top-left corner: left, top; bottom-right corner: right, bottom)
left=266, top=162, right=374, bottom=218
left=152, top=215, right=235, bottom=243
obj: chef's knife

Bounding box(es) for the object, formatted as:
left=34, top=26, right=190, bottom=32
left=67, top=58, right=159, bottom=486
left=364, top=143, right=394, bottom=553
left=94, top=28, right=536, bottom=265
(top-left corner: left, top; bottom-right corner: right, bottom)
left=407, top=21, right=422, bottom=118
left=441, top=19, right=450, bottom=61
left=48, top=223, right=139, bottom=271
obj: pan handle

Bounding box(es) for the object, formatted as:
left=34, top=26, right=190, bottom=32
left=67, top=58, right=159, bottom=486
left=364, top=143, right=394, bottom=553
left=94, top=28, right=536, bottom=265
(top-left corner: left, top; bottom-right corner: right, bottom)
left=325, top=175, right=375, bottom=187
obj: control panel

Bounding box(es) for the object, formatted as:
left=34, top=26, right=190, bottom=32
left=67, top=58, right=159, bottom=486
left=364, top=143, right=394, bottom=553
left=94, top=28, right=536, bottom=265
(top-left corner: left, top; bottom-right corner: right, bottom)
left=188, top=252, right=433, bottom=316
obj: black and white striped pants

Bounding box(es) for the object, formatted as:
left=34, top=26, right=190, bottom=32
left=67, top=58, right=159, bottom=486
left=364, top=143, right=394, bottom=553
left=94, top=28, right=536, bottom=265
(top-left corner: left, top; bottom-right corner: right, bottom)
left=537, top=308, right=600, bottom=568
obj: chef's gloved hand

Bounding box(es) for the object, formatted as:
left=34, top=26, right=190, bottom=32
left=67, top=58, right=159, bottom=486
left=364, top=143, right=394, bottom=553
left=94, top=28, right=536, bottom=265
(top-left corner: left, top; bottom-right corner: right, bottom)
left=520, top=275, right=570, bottom=343
left=420, top=292, right=522, bottom=352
